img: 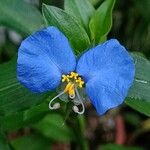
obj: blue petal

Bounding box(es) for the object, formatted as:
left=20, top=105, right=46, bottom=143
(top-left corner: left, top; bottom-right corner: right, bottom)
left=76, top=39, right=135, bottom=115
left=17, top=26, right=76, bottom=92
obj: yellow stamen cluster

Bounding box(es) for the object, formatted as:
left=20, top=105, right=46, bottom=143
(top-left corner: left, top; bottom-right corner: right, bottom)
left=62, top=72, right=84, bottom=88
left=62, top=72, right=84, bottom=98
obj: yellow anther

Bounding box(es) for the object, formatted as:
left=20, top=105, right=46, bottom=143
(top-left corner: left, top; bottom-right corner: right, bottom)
left=69, top=72, right=78, bottom=79
left=69, top=72, right=74, bottom=78
left=68, top=83, right=74, bottom=94
left=64, top=82, right=75, bottom=97
left=67, top=75, right=70, bottom=78
left=64, top=82, right=72, bottom=92
left=78, top=77, right=81, bottom=80
left=62, top=75, right=70, bottom=82
left=75, top=77, right=82, bottom=83
left=79, top=81, right=84, bottom=88
left=62, top=72, right=84, bottom=90
left=79, top=82, right=84, bottom=88
left=69, top=89, right=75, bottom=96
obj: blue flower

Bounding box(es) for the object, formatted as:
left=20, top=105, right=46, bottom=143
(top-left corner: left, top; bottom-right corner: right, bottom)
left=17, top=26, right=135, bottom=115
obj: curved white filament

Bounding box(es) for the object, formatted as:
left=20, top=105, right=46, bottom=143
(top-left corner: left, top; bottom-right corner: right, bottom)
left=49, top=91, right=65, bottom=110
left=73, top=87, right=85, bottom=115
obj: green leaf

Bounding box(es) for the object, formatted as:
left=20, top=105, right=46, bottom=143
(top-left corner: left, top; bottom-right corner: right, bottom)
left=88, top=0, right=103, bottom=7
left=1, top=106, right=40, bottom=131
left=125, top=99, right=150, bottom=117
left=0, top=102, right=49, bottom=131
left=126, top=53, right=150, bottom=116
left=11, top=134, right=51, bottom=150
left=0, top=111, right=25, bottom=131
left=42, top=4, right=90, bottom=53
left=34, top=114, right=75, bottom=142
left=64, top=0, right=95, bottom=33
left=0, top=0, right=44, bottom=36
left=0, top=133, right=11, bottom=150
left=127, top=53, right=150, bottom=101
left=0, top=58, right=48, bottom=115
left=89, top=0, right=116, bottom=44
left=23, top=102, right=49, bottom=122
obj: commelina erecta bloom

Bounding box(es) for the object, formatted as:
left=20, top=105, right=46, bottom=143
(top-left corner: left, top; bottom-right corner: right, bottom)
left=17, top=26, right=135, bottom=115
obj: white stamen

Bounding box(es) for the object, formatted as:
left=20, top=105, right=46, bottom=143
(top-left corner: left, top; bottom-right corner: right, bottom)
left=49, top=91, right=65, bottom=110
left=73, top=87, right=85, bottom=115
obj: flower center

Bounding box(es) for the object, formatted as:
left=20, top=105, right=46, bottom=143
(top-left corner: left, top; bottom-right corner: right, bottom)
left=62, top=72, right=84, bottom=99
left=49, top=72, right=85, bottom=114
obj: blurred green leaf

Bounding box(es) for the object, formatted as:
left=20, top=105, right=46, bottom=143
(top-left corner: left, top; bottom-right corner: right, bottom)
left=0, top=111, right=25, bottom=131
left=100, top=144, right=143, bottom=150
left=125, top=99, right=150, bottom=117
left=0, top=102, right=49, bottom=131
left=64, top=0, right=95, bottom=33
left=23, top=102, right=49, bottom=122
left=11, top=134, right=51, bottom=150
left=0, top=0, right=44, bottom=36
left=128, top=53, right=150, bottom=101
left=89, top=0, right=116, bottom=44
left=0, top=133, right=10, bottom=150
left=89, top=0, right=103, bottom=7
left=126, top=53, right=150, bottom=116
left=0, top=58, right=48, bottom=115
left=42, top=4, right=90, bottom=53
left=34, top=114, right=75, bottom=142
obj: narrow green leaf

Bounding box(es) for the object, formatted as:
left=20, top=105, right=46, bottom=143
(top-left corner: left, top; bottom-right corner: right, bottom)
left=0, top=0, right=44, bottom=36
left=64, top=0, right=95, bottom=33
left=89, top=0, right=116, bottom=44
left=11, top=134, right=51, bottom=150
left=34, top=114, right=75, bottom=142
left=0, top=58, right=48, bottom=115
left=126, top=53, right=150, bottom=116
left=42, top=4, right=90, bottom=53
